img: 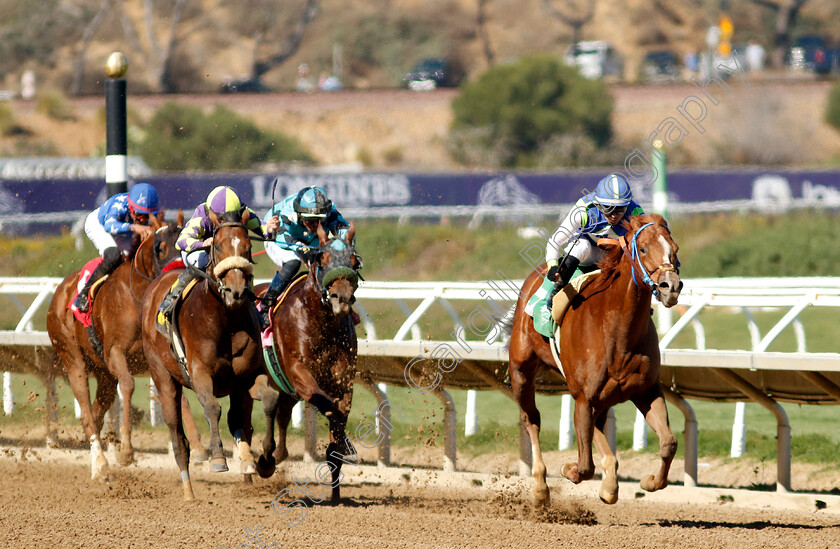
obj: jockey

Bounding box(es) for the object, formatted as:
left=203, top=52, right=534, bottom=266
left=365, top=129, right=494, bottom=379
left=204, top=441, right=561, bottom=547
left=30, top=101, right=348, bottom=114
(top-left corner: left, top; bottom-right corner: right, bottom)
left=544, top=173, right=644, bottom=310
left=260, top=186, right=351, bottom=326
left=72, top=182, right=160, bottom=312
left=156, top=185, right=279, bottom=325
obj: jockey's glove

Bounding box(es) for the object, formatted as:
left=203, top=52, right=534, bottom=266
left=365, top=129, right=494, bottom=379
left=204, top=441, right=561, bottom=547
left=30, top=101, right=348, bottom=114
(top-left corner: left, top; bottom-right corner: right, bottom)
left=546, top=259, right=560, bottom=281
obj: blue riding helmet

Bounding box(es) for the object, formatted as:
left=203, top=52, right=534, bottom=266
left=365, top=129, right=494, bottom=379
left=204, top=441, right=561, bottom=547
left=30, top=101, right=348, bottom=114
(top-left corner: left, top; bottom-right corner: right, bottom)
left=594, top=174, right=632, bottom=212
left=127, top=182, right=160, bottom=215
left=293, top=186, right=332, bottom=218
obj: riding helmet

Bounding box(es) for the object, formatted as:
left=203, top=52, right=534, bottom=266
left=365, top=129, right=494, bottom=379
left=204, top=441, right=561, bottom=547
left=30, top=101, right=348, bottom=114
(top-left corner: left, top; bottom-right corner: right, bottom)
left=594, top=174, right=632, bottom=207
left=293, top=186, right=332, bottom=218
left=127, top=182, right=160, bottom=215
left=206, top=185, right=244, bottom=215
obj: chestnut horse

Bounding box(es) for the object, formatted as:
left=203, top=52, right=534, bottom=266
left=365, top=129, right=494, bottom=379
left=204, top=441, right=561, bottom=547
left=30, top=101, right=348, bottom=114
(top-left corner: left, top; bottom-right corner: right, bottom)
left=509, top=214, right=682, bottom=506
left=46, top=210, right=208, bottom=479
left=140, top=214, right=263, bottom=501
left=255, top=221, right=360, bottom=503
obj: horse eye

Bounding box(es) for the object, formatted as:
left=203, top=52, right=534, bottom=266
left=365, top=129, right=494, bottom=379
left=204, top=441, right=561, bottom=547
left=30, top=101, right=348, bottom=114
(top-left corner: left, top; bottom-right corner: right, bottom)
left=639, top=246, right=648, bottom=255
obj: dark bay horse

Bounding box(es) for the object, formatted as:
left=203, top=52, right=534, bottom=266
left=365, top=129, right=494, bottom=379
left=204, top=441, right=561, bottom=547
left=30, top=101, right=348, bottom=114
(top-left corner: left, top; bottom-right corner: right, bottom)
left=141, top=213, right=263, bottom=501
left=46, top=210, right=207, bottom=479
left=509, top=214, right=682, bottom=506
left=255, top=221, right=360, bottom=503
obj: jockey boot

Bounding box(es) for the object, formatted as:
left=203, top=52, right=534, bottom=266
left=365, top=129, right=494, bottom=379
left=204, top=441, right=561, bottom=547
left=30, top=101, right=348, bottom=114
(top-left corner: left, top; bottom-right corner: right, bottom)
left=546, top=255, right=581, bottom=312
left=157, top=269, right=198, bottom=326
left=259, top=260, right=301, bottom=329
left=73, top=247, right=122, bottom=313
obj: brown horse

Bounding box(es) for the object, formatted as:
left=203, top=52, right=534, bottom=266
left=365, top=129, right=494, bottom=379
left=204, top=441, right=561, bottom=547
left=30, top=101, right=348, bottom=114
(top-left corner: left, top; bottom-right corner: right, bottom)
left=141, top=213, right=263, bottom=501
left=255, top=221, right=360, bottom=503
left=46, top=210, right=208, bottom=479
left=509, top=214, right=682, bottom=506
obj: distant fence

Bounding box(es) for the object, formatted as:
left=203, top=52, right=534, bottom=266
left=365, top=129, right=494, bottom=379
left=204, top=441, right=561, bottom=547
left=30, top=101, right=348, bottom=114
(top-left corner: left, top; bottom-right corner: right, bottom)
left=2, top=277, right=840, bottom=491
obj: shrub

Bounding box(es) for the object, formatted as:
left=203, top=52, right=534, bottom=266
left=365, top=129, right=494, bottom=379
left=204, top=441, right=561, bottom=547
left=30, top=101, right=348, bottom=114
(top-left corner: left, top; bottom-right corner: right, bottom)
left=449, top=55, right=613, bottom=168
left=35, top=89, right=75, bottom=121
left=825, top=83, right=840, bottom=133
left=0, top=102, right=13, bottom=136
left=138, top=102, right=313, bottom=171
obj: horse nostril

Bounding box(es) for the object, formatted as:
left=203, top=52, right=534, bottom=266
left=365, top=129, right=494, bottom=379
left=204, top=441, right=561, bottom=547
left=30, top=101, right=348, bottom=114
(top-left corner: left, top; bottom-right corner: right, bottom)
left=659, top=281, right=670, bottom=290
left=677, top=280, right=684, bottom=292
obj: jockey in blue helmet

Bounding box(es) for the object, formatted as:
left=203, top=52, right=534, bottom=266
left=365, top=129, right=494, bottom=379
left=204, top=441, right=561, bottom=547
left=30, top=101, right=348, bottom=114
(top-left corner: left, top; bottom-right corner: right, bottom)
left=156, top=185, right=279, bottom=328
left=543, top=173, right=644, bottom=309
left=259, top=186, right=351, bottom=326
left=72, top=182, right=160, bottom=312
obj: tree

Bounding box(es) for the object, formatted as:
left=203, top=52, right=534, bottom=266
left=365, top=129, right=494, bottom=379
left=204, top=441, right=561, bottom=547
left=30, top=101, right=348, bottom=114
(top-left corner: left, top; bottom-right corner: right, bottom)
left=476, top=0, right=495, bottom=67
left=749, top=0, right=811, bottom=67
left=449, top=55, right=613, bottom=168
left=542, top=0, right=596, bottom=45
left=248, top=0, right=320, bottom=82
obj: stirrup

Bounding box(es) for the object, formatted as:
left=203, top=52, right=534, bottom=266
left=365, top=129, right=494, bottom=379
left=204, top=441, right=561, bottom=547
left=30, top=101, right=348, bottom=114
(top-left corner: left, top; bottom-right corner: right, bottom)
left=74, top=292, right=90, bottom=313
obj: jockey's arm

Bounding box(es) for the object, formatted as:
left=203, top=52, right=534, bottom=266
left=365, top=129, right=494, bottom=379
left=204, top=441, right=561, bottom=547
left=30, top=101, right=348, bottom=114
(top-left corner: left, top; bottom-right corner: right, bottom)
left=102, top=201, right=132, bottom=235
left=545, top=202, right=589, bottom=267
left=328, top=209, right=353, bottom=243
left=176, top=216, right=208, bottom=253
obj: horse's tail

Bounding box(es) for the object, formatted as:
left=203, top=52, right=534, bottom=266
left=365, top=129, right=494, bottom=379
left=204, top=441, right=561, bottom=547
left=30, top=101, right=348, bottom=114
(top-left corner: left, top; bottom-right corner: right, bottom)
left=490, top=303, right=516, bottom=348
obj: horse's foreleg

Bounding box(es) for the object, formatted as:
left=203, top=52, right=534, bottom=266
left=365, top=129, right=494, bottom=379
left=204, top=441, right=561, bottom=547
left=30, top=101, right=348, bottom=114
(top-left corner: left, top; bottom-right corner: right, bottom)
left=563, top=396, right=596, bottom=484
left=228, top=384, right=257, bottom=480
left=91, top=371, right=118, bottom=479
left=180, top=394, right=209, bottom=463
left=634, top=386, right=676, bottom=493
left=593, top=410, right=618, bottom=504
left=510, top=361, right=549, bottom=507
left=274, top=396, right=294, bottom=464
left=326, top=413, right=350, bottom=504
left=255, top=384, right=280, bottom=478
left=155, top=372, right=194, bottom=501
left=192, top=370, right=227, bottom=473
left=111, top=359, right=135, bottom=466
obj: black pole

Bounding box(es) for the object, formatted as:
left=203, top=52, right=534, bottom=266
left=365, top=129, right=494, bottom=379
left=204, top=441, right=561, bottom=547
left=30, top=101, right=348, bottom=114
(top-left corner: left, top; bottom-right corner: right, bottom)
left=105, top=78, right=127, bottom=197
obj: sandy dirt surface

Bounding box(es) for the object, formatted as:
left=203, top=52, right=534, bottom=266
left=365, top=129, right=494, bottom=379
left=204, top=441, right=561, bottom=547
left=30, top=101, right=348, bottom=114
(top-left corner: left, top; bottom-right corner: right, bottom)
left=1, top=437, right=839, bottom=549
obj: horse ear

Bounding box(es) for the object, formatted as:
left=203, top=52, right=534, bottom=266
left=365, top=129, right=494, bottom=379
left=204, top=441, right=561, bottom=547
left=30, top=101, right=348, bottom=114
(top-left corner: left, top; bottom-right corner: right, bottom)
left=597, top=238, right=620, bottom=252
left=177, top=209, right=184, bottom=227
left=317, top=221, right=328, bottom=247
left=151, top=214, right=162, bottom=230
left=345, top=220, right=356, bottom=245
left=240, top=208, right=249, bottom=226
left=208, top=208, right=220, bottom=227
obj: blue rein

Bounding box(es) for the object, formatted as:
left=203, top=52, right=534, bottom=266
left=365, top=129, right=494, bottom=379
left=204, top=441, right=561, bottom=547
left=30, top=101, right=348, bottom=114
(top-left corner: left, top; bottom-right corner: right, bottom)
left=628, top=222, right=659, bottom=296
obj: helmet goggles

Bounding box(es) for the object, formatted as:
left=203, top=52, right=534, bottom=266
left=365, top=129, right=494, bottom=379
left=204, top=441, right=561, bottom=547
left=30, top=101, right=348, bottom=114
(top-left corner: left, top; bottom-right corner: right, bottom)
left=596, top=203, right=627, bottom=216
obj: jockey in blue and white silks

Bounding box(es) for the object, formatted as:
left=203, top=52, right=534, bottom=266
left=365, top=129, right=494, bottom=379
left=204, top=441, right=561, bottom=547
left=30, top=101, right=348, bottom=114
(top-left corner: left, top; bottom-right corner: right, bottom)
left=259, top=186, right=351, bottom=326
left=544, top=173, right=645, bottom=309
left=73, top=182, right=160, bottom=312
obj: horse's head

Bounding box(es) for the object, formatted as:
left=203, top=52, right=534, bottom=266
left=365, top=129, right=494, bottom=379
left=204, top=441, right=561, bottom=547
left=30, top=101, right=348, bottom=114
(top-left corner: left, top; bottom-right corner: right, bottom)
left=312, top=221, right=361, bottom=317
left=151, top=209, right=185, bottom=274
left=599, top=214, right=682, bottom=307
left=209, top=210, right=254, bottom=309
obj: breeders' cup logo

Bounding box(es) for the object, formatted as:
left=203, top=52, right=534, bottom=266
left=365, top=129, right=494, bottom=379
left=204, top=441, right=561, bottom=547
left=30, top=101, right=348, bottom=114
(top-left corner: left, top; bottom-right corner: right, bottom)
left=476, top=175, right=541, bottom=206
left=251, top=174, right=411, bottom=208
left=0, top=185, right=24, bottom=213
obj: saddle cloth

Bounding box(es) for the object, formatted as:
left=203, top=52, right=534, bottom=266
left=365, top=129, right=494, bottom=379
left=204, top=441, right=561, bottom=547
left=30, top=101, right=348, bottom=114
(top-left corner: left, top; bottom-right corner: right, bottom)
left=259, top=273, right=307, bottom=345
left=69, top=257, right=106, bottom=327
left=154, top=276, right=200, bottom=337
left=524, top=269, right=600, bottom=338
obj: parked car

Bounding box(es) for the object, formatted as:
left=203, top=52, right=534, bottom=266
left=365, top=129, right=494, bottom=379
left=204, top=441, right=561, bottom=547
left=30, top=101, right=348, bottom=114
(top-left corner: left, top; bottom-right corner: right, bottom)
left=787, top=35, right=827, bottom=71
left=219, top=79, right=272, bottom=93
left=563, top=41, right=623, bottom=80
left=639, top=50, right=679, bottom=82
left=404, top=58, right=465, bottom=90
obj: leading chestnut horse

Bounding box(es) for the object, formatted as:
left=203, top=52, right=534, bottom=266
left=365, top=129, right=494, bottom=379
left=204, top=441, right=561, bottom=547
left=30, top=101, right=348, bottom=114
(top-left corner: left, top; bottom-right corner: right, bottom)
left=508, top=213, right=682, bottom=506
left=46, top=210, right=207, bottom=479
left=141, top=214, right=263, bottom=501
left=254, top=221, right=360, bottom=503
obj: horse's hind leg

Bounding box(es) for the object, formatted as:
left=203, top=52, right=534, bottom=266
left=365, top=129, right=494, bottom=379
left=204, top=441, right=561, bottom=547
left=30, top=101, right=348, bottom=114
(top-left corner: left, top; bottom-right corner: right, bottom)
left=274, top=396, right=295, bottom=464
left=156, top=373, right=194, bottom=501
left=112, top=361, right=135, bottom=466
left=252, top=379, right=280, bottom=478
left=562, top=396, right=596, bottom=484
left=593, top=409, right=619, bottom=504
left=63, top=356, right=109, bottom=479
left=90, top=371, right=118, bottom=478
left=191, top=369, right=228, bottom=473
left=633, top=385, right=676, bottom=492
left=510, top=358, right=550, bottom=507
left=179, top=394, right=209, bottom=463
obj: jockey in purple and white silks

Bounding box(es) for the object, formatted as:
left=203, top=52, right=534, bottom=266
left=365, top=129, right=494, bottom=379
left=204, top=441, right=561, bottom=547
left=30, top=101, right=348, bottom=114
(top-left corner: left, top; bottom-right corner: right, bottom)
left=156, top=185, right=278, bottom=326
left=72, top=182, right=160, bottom=312
left=259, top=186, right=351, bottom=326
left=544, top=173, right=645, bottom=310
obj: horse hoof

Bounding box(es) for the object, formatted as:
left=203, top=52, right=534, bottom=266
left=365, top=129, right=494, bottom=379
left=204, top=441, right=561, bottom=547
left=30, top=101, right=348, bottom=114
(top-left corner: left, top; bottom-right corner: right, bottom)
left=210, top=458, right=228, bottom=473
left=241, top=461, right=257, bottom=475
left=561, top=463, right=580, bottom=484
left=191, top=449, right=211, bottom=463
left=640, top=475, right=657, bottom=492
left=599, top=488, right=619, bottom=505
left=256, top=455, right=277, bottom=479
left=533, top=485, right=551, bottom=508
left=117, top=448, right=134, bottom=467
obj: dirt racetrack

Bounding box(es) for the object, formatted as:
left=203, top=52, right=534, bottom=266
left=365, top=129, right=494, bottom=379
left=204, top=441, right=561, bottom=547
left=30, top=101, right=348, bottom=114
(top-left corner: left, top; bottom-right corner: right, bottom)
left=1, top=441, right=839, bottom=549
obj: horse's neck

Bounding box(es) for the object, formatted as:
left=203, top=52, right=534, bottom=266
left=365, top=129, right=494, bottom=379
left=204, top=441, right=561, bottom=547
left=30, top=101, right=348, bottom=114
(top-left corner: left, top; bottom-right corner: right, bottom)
left=605, top=259, right=654, bottom=342
left=133, top=238, right=156, bottom=279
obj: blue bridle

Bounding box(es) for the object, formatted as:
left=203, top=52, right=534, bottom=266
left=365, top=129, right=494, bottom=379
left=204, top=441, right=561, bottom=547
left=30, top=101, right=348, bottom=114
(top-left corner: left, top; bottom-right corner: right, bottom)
left=627, top=222, right=679, bottom=297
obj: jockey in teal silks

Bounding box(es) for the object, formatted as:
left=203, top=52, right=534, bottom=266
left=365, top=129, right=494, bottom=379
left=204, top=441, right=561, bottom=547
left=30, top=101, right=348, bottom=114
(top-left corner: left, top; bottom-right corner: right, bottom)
left=72, top=182, right=160, bottom=312
left=544, top=173, right=645, bottom=310
left=259, top=186, right=351, bottom=326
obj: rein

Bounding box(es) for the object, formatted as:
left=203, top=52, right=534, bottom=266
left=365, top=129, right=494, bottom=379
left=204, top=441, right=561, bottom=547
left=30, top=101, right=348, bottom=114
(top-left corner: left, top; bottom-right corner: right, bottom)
left=129, top=227, right=173, bottom=304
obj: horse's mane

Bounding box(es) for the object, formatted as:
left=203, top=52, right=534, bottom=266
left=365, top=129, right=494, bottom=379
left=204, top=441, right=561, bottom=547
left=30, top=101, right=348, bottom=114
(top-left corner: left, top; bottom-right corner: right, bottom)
left=596, top=213, right=669, bottom=274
